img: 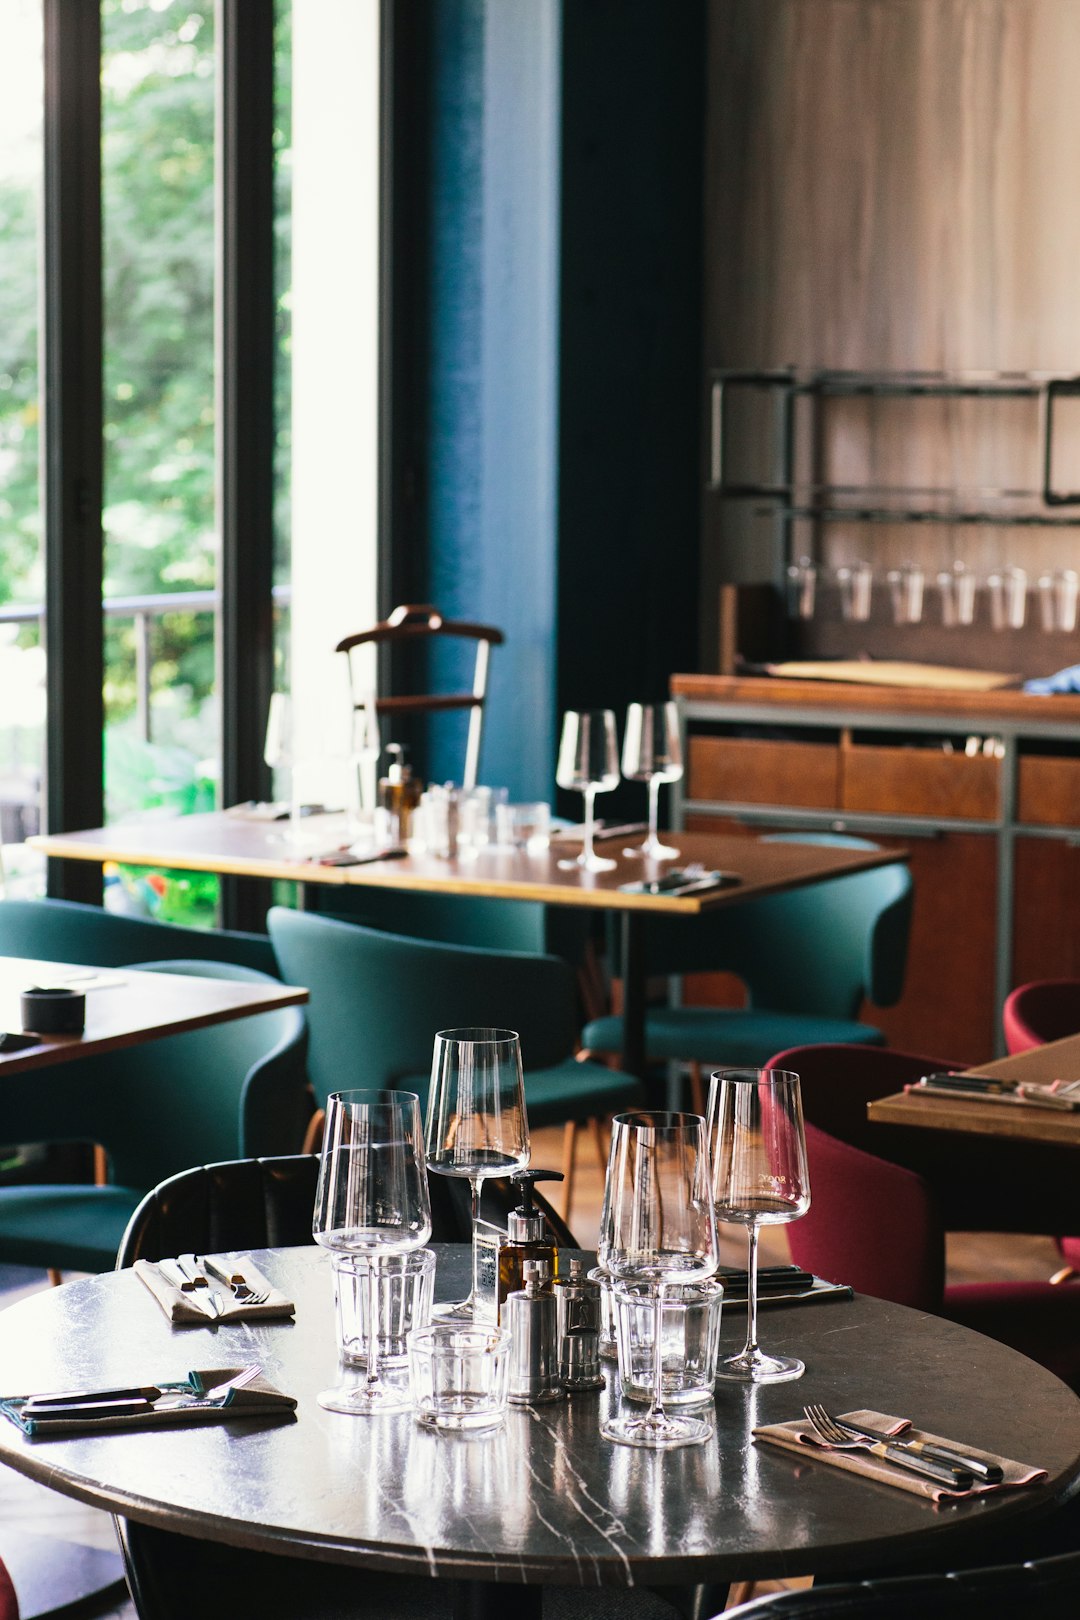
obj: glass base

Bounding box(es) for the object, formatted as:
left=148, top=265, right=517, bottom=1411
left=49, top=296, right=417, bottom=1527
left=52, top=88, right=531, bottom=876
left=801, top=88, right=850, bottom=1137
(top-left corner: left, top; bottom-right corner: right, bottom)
left=623, top=838, right=681, bottom=861
left=558, top=852, right=617, bottom=874
left=601, top=1408, right=713, bottom=1450
left=432, top=1296, right=478, bottom=1324
left=317, top=1377, right=413, bottom=1415
left=714, top=1349, right=805, bottom=1385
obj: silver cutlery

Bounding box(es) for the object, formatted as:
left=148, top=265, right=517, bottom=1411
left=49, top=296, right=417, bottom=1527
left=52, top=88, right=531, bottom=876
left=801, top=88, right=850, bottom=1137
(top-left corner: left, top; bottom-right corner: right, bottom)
left=814, top=1410, right=1003, bottom=1483
left=803, top=1405, right=974, bottom=1489
left=22, top=1364, right=263, bottom=1422
left=203, top=1257, right=270, bottom=1305
left=159, top=1256, right=222, bottom=1318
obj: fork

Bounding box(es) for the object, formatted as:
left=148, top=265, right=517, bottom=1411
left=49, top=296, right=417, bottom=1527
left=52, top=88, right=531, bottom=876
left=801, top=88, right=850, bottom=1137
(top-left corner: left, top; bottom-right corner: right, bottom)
left=203, top=1258, right=270, bottom=1305
left=802, top=1405, right=974, bottom=1488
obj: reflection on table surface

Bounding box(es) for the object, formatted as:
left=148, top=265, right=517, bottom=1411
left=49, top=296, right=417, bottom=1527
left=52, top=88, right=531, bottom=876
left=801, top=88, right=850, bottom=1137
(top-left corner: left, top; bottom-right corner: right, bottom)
left=0, top=1245, right=1076, bottom=1588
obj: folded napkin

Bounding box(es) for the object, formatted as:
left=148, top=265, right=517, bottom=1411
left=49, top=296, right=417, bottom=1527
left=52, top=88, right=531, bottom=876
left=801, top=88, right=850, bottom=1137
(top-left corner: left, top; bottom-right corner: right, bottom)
left=753, top=1408, right=1046, bottom=1503
left=135, top=1257, right=295, bottom=1325
left=1, top=1366, right=296, bottom=1439
left=908, top=1077, right=1080, bottom=1113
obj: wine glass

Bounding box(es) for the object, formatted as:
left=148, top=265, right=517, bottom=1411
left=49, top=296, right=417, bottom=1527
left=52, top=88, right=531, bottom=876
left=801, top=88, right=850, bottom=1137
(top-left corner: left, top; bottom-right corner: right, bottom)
left=555, top=709, right=620, bottom=874
left=312, top=1088, right=433, bottom=1413
left=598, top=1110, right=719, bottom=1449
left=621, top=701, right=683, bottom=860
left=708, top=1067, right=811, bottom=1383
left=424, top=1028, right=531, bottom=1320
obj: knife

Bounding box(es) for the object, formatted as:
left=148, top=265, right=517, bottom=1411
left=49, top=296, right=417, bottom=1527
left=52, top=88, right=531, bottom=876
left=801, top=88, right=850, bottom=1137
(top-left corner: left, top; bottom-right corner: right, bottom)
left=23, top=1384, right=164, bottom=1411
left=832, top=1416, right=1003, bottom=1483
left=158, top=1258, right=220, bottom=1319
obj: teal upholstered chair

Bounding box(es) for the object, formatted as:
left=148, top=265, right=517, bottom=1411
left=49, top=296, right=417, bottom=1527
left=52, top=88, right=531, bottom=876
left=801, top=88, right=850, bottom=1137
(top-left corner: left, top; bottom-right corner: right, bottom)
left=581, top=834, right=913, bottom=1110
left=267, top=907, right=642, bottom=1224
left=0, top=895, right=279, bottom=975
left=0, top=960, right=308, bottom=1274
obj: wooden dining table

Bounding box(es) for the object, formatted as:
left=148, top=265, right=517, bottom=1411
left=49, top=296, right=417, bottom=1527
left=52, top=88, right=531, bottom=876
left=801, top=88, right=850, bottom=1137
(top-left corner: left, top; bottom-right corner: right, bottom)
left=867, top=1033, right=1080, bottom=1147
left=30, top=812, right=903, bottom=1081
left=0, top=954, right=307, bottom=1077
left=0, top=1245, right=1077, bottom=1617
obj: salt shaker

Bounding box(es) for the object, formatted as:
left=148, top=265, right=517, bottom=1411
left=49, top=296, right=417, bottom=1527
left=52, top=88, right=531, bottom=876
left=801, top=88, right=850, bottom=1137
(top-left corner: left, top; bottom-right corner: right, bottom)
left=505, top=1261, right=562, bottom=1405
left=554, top=1258, right=604, bottom=1392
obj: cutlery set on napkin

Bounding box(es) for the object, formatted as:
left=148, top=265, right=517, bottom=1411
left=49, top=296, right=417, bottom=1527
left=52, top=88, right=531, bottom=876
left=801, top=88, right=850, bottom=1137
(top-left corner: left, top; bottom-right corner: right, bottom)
left=910, top=1071, right=1080, bottom=1111
left=753, top=1406, right=1045, bottom=1502
left=134, top=1254, right=295, bottom=1324
left=1, top=1363, right=297, bottom=1438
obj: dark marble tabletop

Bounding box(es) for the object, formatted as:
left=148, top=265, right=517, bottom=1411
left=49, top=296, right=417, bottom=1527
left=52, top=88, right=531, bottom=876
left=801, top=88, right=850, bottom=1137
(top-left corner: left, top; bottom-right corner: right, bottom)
left=0, top=1245, right=1077, bottom=1590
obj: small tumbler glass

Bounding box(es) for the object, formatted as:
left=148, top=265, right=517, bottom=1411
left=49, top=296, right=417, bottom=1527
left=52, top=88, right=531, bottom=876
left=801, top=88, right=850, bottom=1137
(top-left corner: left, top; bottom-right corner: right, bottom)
left=613, top=1279, right=723, bottom=1407
left=407, top=1322, right=511, bottom=1432
left=334, top=1249, right=437, bottom=1392
left=495, top=802, right=551, bottom=853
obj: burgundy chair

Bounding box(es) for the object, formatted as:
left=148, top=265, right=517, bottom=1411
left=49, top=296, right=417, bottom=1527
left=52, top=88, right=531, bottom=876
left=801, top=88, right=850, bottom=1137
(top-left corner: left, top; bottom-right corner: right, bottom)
left=787, top=1120, right=1080, bottom=1388
left=1003, top=979, right=1080, bottom=1055
left=0, top=1562, right=16, bottom=1620
left=1001, top=979, right=1080, bottom=1275
left=768, top=1041, right=1080, bottom=1241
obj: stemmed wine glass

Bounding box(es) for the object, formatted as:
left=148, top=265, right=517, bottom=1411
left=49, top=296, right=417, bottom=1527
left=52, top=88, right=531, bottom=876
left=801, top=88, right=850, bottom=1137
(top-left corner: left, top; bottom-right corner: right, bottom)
left=424, top=1028, right=531, bottom=1321
left=621, top=701, right=684, bottom=860
left=555, top=709, right=620, bottom=874
left=708, top=1067, right=811, bottom=1383
left=264, top=693, right=301, bottom=839
left=312, top=1088, right=433, bottom=1413
left=599, top=1110, right=719, bottom=1449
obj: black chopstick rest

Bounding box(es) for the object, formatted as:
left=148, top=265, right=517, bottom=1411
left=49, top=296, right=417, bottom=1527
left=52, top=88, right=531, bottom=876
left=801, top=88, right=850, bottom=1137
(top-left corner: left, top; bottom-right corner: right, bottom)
left=20, top=987, right=86, bottom=1036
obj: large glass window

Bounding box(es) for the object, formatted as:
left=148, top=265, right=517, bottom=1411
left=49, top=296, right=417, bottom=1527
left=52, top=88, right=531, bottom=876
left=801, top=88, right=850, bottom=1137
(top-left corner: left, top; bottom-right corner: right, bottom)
left=0, top=0, right=44, bottom=897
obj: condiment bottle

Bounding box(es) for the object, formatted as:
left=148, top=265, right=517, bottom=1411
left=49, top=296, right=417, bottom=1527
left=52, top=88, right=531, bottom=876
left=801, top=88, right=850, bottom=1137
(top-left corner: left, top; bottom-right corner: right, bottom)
left=377, top=744, right=420, bottom=840
left=497, top=1168, right=564, bottom=1307
left=554, top=1258, right=604, bottom=1391
left=505, top=1261, right=563, bottom=1405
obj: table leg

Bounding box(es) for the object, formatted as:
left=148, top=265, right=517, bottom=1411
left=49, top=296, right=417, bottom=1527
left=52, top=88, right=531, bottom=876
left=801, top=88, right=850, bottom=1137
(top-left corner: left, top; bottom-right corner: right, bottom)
left=620, top=911, right=648, bottom=1085
left=451, top=1580, right=542, bottom=1620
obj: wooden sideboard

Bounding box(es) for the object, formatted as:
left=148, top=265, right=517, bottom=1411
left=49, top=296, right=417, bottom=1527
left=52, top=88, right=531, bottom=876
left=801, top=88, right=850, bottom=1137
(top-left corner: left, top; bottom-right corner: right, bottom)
left=671, top=674, right=1080, bottom=1062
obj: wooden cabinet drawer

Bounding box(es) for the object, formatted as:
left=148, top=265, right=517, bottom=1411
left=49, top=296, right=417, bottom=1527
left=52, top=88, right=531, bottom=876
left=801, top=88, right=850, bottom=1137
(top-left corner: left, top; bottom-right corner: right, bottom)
left=687, top=736, right=839, bottom=808
left=840, top=746, right=998, bottom=821
left=1017, top=756, right=1080, bottom=827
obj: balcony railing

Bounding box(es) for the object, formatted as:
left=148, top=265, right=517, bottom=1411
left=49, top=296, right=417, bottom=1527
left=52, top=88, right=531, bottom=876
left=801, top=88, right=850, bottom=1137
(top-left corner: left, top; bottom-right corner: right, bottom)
left=0, top=584, right=292, bottom=744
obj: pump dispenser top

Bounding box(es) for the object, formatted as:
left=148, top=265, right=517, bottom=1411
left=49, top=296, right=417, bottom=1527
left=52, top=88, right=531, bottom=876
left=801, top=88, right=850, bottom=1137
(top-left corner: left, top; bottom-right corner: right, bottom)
left=507, top=1169, right=564, bottom=1243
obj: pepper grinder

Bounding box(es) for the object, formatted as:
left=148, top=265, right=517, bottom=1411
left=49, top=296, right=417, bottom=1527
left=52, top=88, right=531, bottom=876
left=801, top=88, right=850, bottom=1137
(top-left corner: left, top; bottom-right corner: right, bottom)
left=505, top=1261, right=563, bottom=1405
left=554, top=1258, right=604, bottom=1391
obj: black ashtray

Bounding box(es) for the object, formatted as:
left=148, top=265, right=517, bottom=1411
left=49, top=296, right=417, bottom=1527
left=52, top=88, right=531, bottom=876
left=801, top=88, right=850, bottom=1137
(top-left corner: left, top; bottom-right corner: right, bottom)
left=20, top=986, right=86, bottom=1036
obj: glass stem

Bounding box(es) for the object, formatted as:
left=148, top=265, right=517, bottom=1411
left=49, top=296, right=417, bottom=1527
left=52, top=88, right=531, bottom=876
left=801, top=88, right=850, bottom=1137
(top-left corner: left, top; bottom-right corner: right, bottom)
left=366, top=1258, right=380, bottom=1390
left=582, top=784, right=598, bottom=866
left=744, top=1223, right=761, bottom=1361
left=647, top=775, right=661, bottom=848
left=468, top=1176, right=482, bottom=1306
left=648, top=1282, right=669, bottom=1426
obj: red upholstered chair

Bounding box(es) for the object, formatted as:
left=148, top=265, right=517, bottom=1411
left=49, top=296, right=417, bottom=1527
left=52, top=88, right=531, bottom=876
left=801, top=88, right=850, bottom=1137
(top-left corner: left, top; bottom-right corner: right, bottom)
left=0, top=1558, right=18, bottom=1620
left=1003, top=979, right=1080, bottom=1055
left=1001, top=980, right=1080, bottom=1275
left=788, top=1119, right=1080, bottom=1389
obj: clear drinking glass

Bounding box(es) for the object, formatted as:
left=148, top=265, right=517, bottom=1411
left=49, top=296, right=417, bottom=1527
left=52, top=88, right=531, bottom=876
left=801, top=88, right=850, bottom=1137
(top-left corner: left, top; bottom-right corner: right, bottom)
left=424, top=1028, right=531, bottom=1322
left=312, top=1088, right=433, bottom=1414
left=621, top=701, right=683, bottom=860
left=555, top=709, right=620, bottom=874
left=708, top=1067, right=811, bottom=1384
left=598, top=1110, right=719, bottom=1449
left=264, top=692, right=301, bottom=840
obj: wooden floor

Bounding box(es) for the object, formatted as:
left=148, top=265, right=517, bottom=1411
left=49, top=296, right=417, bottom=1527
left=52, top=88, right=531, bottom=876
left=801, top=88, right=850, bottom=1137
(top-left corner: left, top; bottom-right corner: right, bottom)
left=0, top=1136, right=1064, bottom=1619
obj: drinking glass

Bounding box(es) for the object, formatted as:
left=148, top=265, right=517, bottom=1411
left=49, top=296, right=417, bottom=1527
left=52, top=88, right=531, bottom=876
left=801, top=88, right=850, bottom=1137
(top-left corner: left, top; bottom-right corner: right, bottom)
left=708, top=1067, right=811, bottom=1384
left=598, top=1110, right=719, bottom=1449
left=312, top=1088, right=433, bottom=1414
left=424, top=1028, right=531, bottom=1321
left=555, top=709, right=620, bottom=874
left=264, top=693, right=301, bottom=839
left=621, top=701, right=683, bottom=860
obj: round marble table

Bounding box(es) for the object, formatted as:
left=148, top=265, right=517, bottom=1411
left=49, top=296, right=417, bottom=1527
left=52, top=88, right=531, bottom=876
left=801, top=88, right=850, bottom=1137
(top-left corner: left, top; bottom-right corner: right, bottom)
left=0, top=1246, right=1078, bottom=1610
